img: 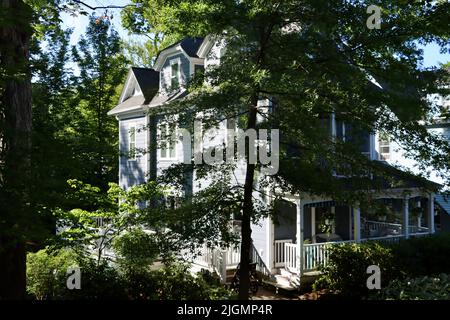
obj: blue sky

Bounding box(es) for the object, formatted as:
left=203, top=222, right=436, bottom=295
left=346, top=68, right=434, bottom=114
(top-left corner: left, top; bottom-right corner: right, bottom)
left=62, top=0, right=449, bottom=69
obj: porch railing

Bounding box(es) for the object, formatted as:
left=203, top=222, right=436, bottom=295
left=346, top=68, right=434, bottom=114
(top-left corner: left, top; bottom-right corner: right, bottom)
left=364, top=220, right=429, bottom=237
left=361, top=234, right=404, bottom=245
left=274, top=239, right=292, bottom=267
left=284, top=243, right=297, bottom=273
left=195, top=242, right=272, bottom=283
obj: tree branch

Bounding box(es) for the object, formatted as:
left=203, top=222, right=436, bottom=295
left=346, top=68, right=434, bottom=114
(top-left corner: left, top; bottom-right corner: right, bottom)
left=71, top=0, right=137, bottom=10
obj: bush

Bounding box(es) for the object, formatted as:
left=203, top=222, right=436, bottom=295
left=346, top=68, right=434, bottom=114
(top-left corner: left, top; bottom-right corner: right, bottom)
left=374, top=274, right=450, bottom=300
left=113, top=229, right=159, bottom=269
left=151, top=263, right=235, bottom=300
left=27, top=248, right=126, bottom=300
left=26, top=248, right=78, bottom=300
left=27, top=248, right=234, bottom=300
left=62, top=258, right=127, bottom=300
left=313, top=242, right=399, bottom=298
left=392, top=233, right=450, bottom=278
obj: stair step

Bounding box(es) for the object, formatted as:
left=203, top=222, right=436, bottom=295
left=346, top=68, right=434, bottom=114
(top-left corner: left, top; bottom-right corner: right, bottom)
left=274, top=275, right=291, bottom=287
left=279, top=268, right=292, bottom=278
left=290, top=275, right=301, bottom=288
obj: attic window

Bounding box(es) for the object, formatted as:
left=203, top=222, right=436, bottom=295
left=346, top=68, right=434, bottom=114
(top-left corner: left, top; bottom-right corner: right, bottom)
left=171, top=61, right=180, bottom=90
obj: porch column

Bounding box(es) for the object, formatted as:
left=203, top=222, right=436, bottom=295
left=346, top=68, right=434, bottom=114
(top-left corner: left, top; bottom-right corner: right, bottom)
left=266, top=217, right=274, bottom=270
left=416, top=200, right=422, bottom=228
left=353, top=205, right=361, bottom=243
left=428, top=193, right=435, bottom=234
left=403, top=196, right=410, bottom=239
left=311, top=207, right=316, bottom=243
left=296, top=199, right=304, bottom=276
left=331, top=112, right=337, bottom=138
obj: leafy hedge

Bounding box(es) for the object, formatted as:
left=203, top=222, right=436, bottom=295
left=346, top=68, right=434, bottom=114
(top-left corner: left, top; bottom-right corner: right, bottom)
left=26, top=248, right=235, bottom=300
left=392, top=233, right=450, bottom=278
left=375, top=274, right=450, bottom=300
left=313, top=242, right=399, bottom=298
left=27, top=248, right=127, bottom=300
left=313, top=233, right=450, bottom=299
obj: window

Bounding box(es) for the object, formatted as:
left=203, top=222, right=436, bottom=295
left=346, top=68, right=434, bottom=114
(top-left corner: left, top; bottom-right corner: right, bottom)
left=160, top=123, right=176, bottom=159
left=170, top=61, right=180, bottom=90
left=129, top=126, right=136, bottom=160
left=379, top=135, right=390, bottom=160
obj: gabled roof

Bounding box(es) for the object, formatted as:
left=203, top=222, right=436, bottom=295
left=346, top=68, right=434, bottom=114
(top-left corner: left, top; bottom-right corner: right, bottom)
left=107, top=95, right=146, bottom=116
left=153, top=37, right=204, bottom=70
left=179, top=37, right=204, bottom=57
left=131, top=67, right=159, bottom=103
left=109, top=67, right=159, bottom=117
left=146, top=90, right=189, bottom=109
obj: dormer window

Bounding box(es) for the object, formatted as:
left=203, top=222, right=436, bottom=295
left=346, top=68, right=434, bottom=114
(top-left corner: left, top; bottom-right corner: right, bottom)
left=170, top=60, right=180, bottom=90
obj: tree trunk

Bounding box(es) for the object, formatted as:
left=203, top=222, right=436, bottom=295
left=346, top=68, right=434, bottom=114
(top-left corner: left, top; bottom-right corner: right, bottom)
left=238, top=96, right=258, bottom=300
left=0, top=0, right=33, bottom=300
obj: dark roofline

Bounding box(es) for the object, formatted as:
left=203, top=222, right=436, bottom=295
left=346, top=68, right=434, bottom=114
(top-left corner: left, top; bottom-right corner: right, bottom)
left=154, top=37, right=204, bottom=68
left=372, top=160, right=441, bottom=191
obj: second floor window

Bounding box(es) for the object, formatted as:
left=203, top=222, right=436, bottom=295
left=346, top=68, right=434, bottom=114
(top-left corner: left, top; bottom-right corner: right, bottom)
left=171, top=61, right=180, bottom=90
left=129, top=126, right=136, bottom=160
left=160, top=124, right=176, bottom=159
left=379, top=135, right=390, bottom=160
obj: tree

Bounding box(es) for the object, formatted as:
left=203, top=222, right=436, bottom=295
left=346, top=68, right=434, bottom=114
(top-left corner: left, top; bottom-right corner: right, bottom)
left=0, top=0, right=34, bottom=299
left=71, top=14, right=128, bottom=190
left=124, top=0, right=450, bottom=299
left=0, top=1, right=127, bottom=298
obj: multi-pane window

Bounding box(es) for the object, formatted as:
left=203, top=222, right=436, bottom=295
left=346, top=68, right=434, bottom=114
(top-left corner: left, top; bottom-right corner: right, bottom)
left=160, top=124, right=176, bottom=159
left=129, top=126, right=136, bottom=160
left=379, top=135, right=390, bottom=160
left=171, top=62, right=180, bottom=90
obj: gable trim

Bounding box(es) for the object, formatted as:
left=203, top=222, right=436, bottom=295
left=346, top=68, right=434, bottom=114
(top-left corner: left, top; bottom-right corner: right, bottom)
left=153, top=45, right=190, bottom=71
left=118, top=70, right=142, bottom=105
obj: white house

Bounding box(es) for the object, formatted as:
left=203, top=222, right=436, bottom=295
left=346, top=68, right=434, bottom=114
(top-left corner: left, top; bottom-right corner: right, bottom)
left=383, top=90, right=450, bottom=232
left=108, top=37, right=439, bottom=289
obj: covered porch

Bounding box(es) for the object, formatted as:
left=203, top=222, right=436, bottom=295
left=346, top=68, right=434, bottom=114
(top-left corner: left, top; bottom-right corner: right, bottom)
left=272, top=189, right=436, bottom=276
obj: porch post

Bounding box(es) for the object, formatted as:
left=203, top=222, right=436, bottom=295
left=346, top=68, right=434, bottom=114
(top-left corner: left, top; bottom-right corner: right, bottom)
left=403, top=196, right=410, bottom=239
left=428, top=193, right=435, bottom=234
left=266, top=217, right=274, bottom=270
left=311, top=207, right=316, bottom=243
left=296, top=199, right=304, bottom=276
left=353, top=205, right=361, bottom=243
left=331, top=112, right=337, bottom=138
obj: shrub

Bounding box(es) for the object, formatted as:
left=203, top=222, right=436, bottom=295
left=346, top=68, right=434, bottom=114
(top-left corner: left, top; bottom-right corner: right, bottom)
left=113, top=228, right=159, bottom=269
left=313, top=242, right=399, bottom=298
left=62, top=258, right=127, bottom=300
left=374, top=274, right=450, bottom=300
left=27, top=248, right=234, bottom=300
left=392, top=233, right=450, bottom=278
left=26, top=248, right=78, bottom=300
left=151, top=263, right=235, bottom=300
left=27, top=248, right=126, bottom=300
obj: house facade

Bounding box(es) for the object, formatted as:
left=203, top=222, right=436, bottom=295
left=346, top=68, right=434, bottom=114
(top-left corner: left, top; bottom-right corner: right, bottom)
left=108, top=37, right=438, bottom=288
left=384, top=91, right=450, bottom=232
